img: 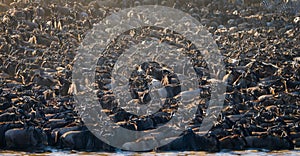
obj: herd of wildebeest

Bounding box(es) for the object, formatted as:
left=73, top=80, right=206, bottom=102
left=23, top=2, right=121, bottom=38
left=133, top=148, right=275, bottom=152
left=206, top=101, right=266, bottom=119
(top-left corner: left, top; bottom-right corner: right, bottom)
left=0, top=0, right=299, bottom=152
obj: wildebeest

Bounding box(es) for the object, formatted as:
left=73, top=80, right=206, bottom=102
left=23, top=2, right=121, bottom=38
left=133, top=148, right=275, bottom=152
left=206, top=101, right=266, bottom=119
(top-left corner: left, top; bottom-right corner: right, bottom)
left=0, top=123, right=23, bottom=148
left=0, top=112, right=18, bottom=122
left=60, top=130, right=114, bottom=151
left=50, top=126, right=83, bottom=146
left=245, top=135, right=293, bottom=150
left=219, top=135, right=246, bottom=150
left=5, top=126, right=48, bottom=150
left=158, top=129, right=219, bottom=152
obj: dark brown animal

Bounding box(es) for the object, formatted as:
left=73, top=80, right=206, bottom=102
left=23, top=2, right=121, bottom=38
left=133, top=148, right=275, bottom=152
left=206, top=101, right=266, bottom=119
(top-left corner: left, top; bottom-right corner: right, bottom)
left=60, top=130, right=110, bottom=151
left=0, top=123, right=23, bottom=148
left=50, top=126, right=83, bottom=146
left=5, top=127, right=47, bottom=150
left=245, top=135, right=293, bottom=150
